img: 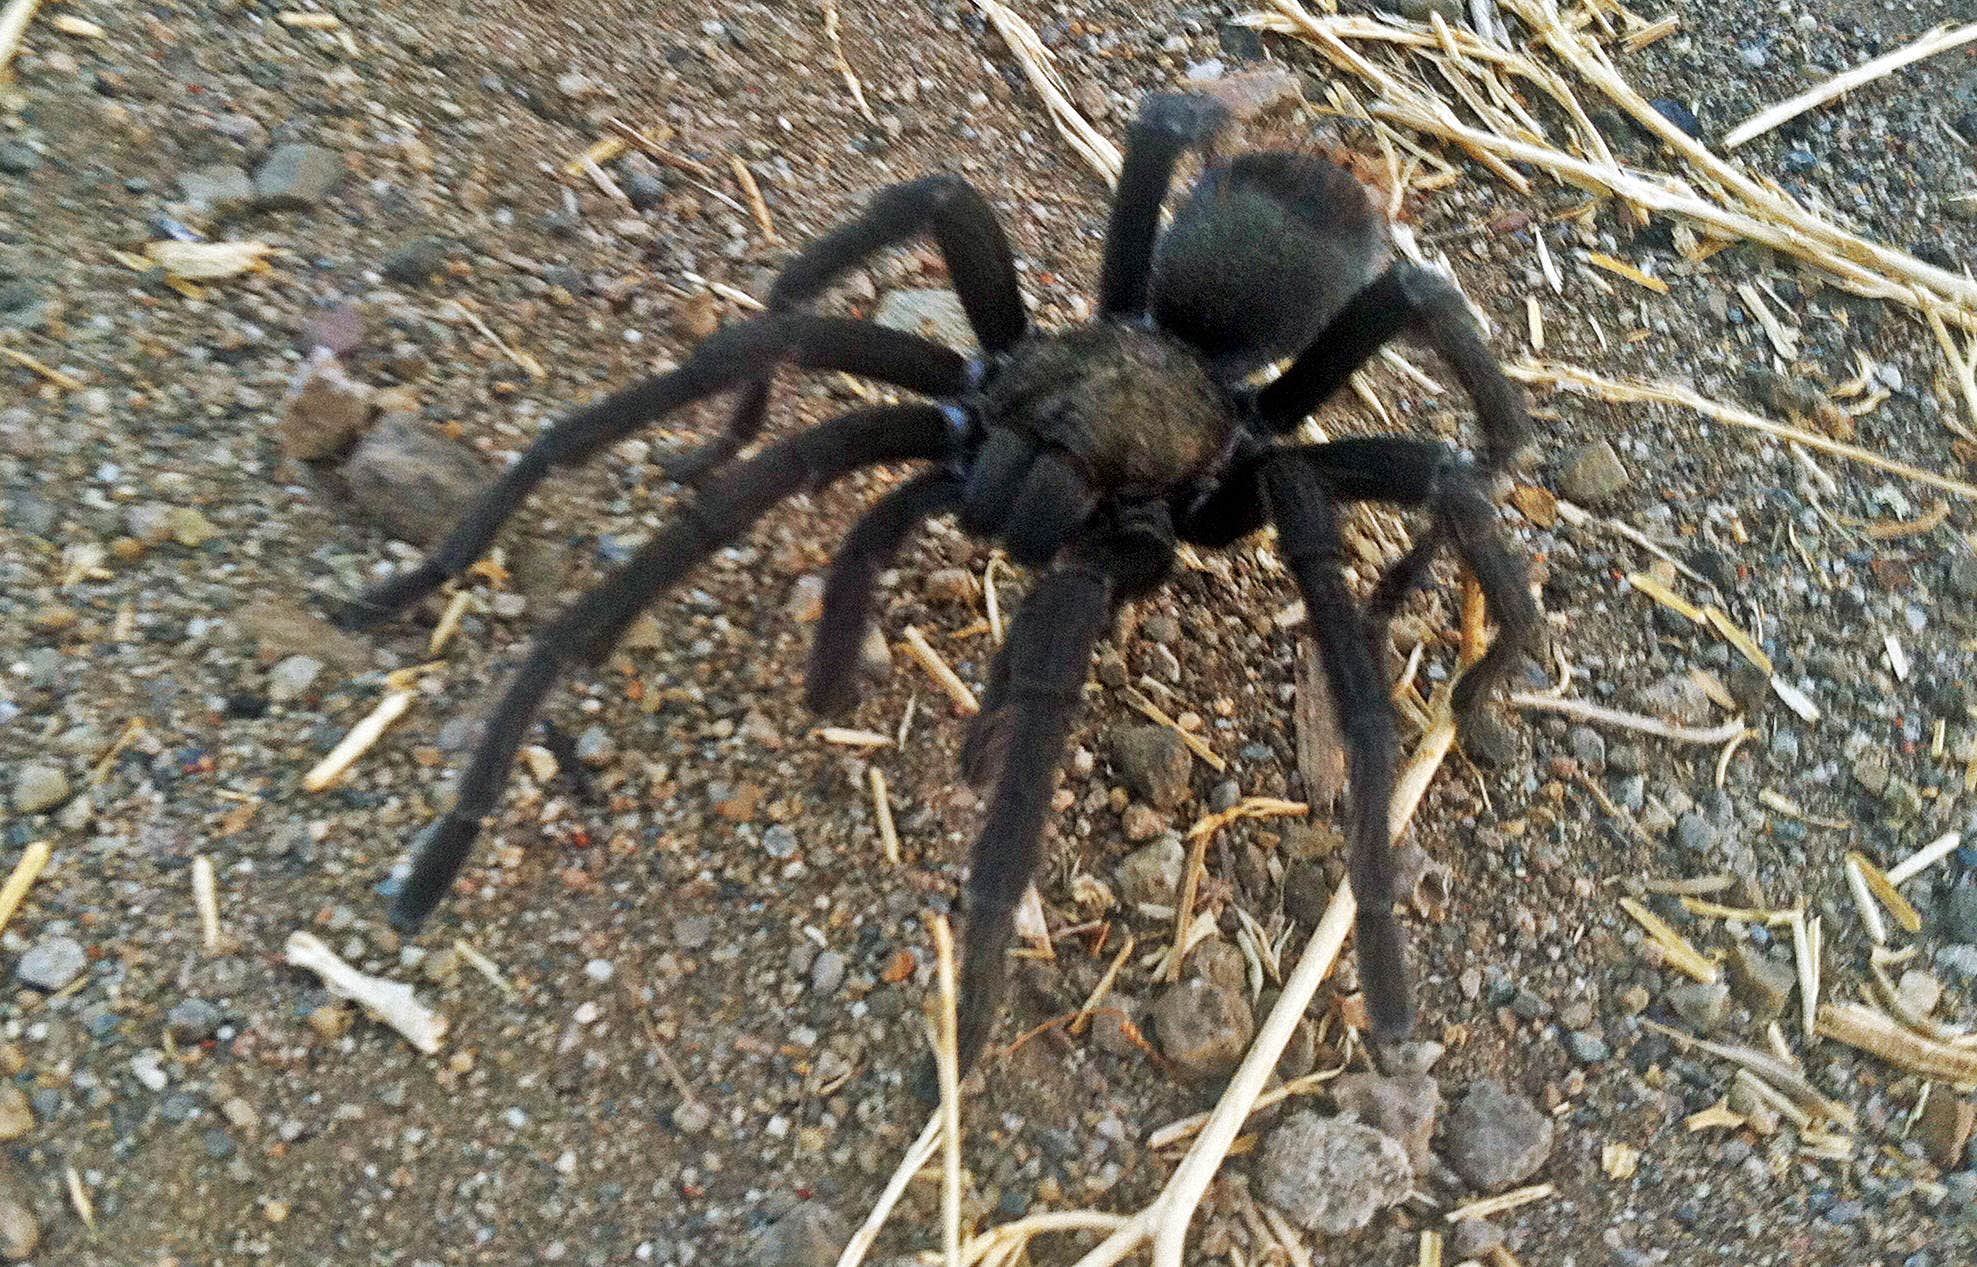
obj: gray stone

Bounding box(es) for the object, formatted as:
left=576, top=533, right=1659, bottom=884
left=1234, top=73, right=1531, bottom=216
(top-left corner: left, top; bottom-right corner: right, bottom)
left=872, top=288, right=976, bottom=350
left=751, top=1201, right=848, bottom=1267
left=1567, top=725, right=1606, bottom=769
left=1898, top=968, right=1944, bottom=1018
left=253, top=143, right=343, bottom=210
left=177, top=164, right=255, bottom=216
left=1442, top=1081, right=1554, bottom=1190
left=1151, top=977, right=1253, bottom=1080
left=1461, top=708, right=1519, bottom=769
left=167, top=998, right=223, bottom=1044
left=268, top=654, right=324, bottom=704
left=0, top=1087, right=32, bottom=1141
left=381, top=237, right=453, bottom=287
left=1395, top=0, right=1467, bottom=24
left=1668, top=980, right=1731, bottom=1032
left=809, top=950, right=847, bottom=995
left=1110, top=725, right=1193, bottom=809
left=1194, top=68, right=1304, bottom=121
left=1675, top=811, right=1718, bottom=855
left=1556, top=440, right=1629, bottom=505
left=1331, top=1072, right=1441, bottom=1169
left=1116, top=835, right=1185, bottom=907
left=1726, top=942, right=1795, bottom=1022
left=1090, top=993, right=1145, bottom=1057
left=1255, top=1112, right=1412, bottom=1235
left=338, top=414, right=490, bottom=546
left=1448, top=1218, right=1505, bottom=1260
left=280, top=351, right=376, bottom=461
left=0, top=143, right=38, bottom=175
left=1944, top=885, right=1977, bottom=944
left=1565, top=1030, right=1611, bottom=1064
left=11, top=763, right=69, bottom=814
left=0, top=1159, right=38, bottom=1260
left=17, top=936, right=86, bottom=992
left=1638, top=674, right=1712, bottom=726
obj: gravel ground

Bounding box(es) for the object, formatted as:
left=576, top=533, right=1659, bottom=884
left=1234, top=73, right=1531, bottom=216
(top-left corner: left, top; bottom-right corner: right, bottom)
left=4, top=0, right=1977, bottom=1263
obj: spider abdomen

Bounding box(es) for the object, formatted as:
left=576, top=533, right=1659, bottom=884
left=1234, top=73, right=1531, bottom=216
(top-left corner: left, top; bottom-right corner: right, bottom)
left=980, top=323, right=1234, bottom=496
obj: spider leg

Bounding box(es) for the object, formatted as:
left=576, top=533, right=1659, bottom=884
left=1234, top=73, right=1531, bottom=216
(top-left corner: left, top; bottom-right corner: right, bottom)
left=337, top=314, right=965, bottom=629
left=1300, top=437, right=1541, bottom=717
left=926, top=506, right=1175, bottom=1093
left=389, top=403, right=958, bottom=932
left=804, top=469, right=962, bottom=717
left=1097, top=93, right=1231, bottom=318
left=1259, top=452, right=1413, bottom=1044
left=664, top=174, right=1027, bottom=484
left=1255, top=262, right=1532, bottom=475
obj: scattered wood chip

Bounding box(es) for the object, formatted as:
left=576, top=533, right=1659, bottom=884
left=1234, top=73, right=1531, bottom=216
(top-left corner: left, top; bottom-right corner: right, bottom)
left=1843, top=855, right=1890, bottom=945
left=1445, top=1183, right=1555, bottom=1223
left=145, top=239, right=277, bottom=281
left=285, top=931, right=448, bottom=1053
left=0, top=840, right=52, bottom=937
left=1620, top=896, right=1719, bottom=983
left=869, top=767, right=899, bottom=865
left=1587, top=252, right=1669, bottom=293
left=1847, top=851, right=1923, bottom=934
left=1124, top=687, right=1227, bottom=773
left=1723, top=22, right=1977, bottom=149
left=1601, top=1141, right=1640, bottom=1178
left=1626, top=571, right=1705, bottom=623
left=898, top=626, right=978, bottom=715
left=192, top=855, right=222, bottom=953
left=1818, top=1002, right=1977, bottom=1082
left=303, top=689, right=415, bottom=792
left=1769, top=675, right=1821, bottom=724
left=1703, top=607, right=1772, bottom=675
left=0, top=343, right=84, bottom=390
left=561, top=136, right=627, bottom=177
left=276, top=11, right=343, bottom=30
left=1887, top=832, right=1962, bottom=886
left=815, top=726, right=892, bottom=748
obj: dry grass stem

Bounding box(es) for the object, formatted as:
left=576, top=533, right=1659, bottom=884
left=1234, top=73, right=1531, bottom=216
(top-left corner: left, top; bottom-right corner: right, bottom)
left=869, top=767, right=900, bottom=865
left=1419, top=1228, right=1444, bottom=1267
left=1791, top=909, right=1820, bottom=1040
left=303, top=689, right=415, bottom=792
left=284, top=931, right=448, bottom=1053
left=1147, top=1067, right=1341, bottom=1150
left=1444, top=1183, right=1555, bottom=1223
left=820, top=1, right=878, bottom=124
left=1124, top=687, right=1227, bottom=772
left=64, top=1162, right=94, bottom=1232
left=1643, top=1019, right=1855, bottom=1123
left=0, top=0, right=45, bottom=79
left=928, top=915, right=963, bottom=1267
left=428, top=588, right=473, bottom=657
left=836, top=1113, right=942, bottom=1267
left=192, top=855, right=221, bottom=953
left=1619, top=897, right=1720, bottom=983
left=817, top=726, right=893, bottom=747
left=0, top=840, right=52, bottom=937
left=729, top=157, right=778, bottom=241
left=970, top=0, right=1120, bottom=184
left=1509, top=360, right=1977, bottom=499
left=1509, top=692, right=1745, bottom=744
left=1071, top=934, right=1136, bottom=1037
left=1843, top=855, right=1890, bottom=945
left=1888, top=832, right=1962, bottom=886
left=1723, top=23, right=1977, bottom=148
left=900, top=625, right=980, bottom=715
left=1848, top=851, right=1922, bottom=933
left=453, top=938, right=519, bottom=999
left=1818, top=1002, right=1977, bottom=1081
left=0, top=342, right=84, bottom=389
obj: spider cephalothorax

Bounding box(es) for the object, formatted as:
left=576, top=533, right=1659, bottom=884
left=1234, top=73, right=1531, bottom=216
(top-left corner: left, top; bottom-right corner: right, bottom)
left=331, top=93, right=1540, bottom=1090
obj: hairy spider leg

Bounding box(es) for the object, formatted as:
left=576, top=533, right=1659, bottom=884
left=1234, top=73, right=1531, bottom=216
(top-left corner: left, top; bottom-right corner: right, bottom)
left=664, top=174, right=1029, bottom=485
left=1257, top=262, right=1532, bottom=475
left=1260, top=453, right=1413, bottom=1043
left=928, top=506, right=1176, bottom=1091
left=1300, top=438, right=1541, bottom=717
left=1098, top=93, right=1231, bottom=318
left=804, top=469, right=963, bottom=717
left=336, top=315, right=964, bottom=629
left=389, top=403, right=959, bottom=932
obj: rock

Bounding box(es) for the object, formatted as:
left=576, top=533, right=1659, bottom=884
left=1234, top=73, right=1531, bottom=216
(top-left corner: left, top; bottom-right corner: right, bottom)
left=177, top=163, right=256, bottom=216
left=1726, top=942, right=1794, bottom=1022
left=1898, top=969, right=1944, bottom=1018
left=1448, top=1217, right=1505, bottom=1259
left=1195, top=68, right=1303, bottom=121
left=1565, top=1030, right=1610, bottom=1064
left=1944, top=885, right=1977, bottom=944
left=1121, top=803, right=1166, bottom=841
left=752, top=1201, right=847, bottom=1267
left=1331, top=1072, right=1441, bottom=1169
left=784, top=574, right=826, bottom=622
left=1442, top=1081, right=1554, bottom=1190
left=809, top=950, right=847, bottom=995
left=0, top=143, right=37, bottom=175
left=1916, top=1086, right=1975, bottom=1170
left=267, top=654, right=324, bottom=704
left=0, top=1159, right=37, bottom=1260
left=167, top=998, right=224, bottom=1044
left=1395, top=0, right=1467, bottom=24
left=10, top=763, right=69, bottom=814
left=924, top=568, right=978, bottom=604
left=1675, top=811, right=1718, bottom=855
left=1649, top=97, right=1704, bottom=139
left=1151, top=977, right=1253, bottom=1080
left=1255, top=1112, right=1412, bottom=1235
left=1667, top=980, right=1731, bottom=1032
left=1567, top=725, right=1606, bottom=769
left=671, top=1098, right=713, bottom=1133
left=872, top=288, right=976, bottom=350
left=1116, top=835, right=1185, bottom=907
left=338, top=414, right=490, bottom=546
left=1188, top=939, right=1248, bottom=992
left=1555, top=440, right=1628, bottom=505
left=281, top=350, right=377, bottom=461
left=381, top=237, right=454, bottom=287
left=252, top=143, right=343, bottom=210
left=1948, top=555, right=1977, bottom=601
left=0, top=1089, right=30, bottom=1142
left=17, top=936, right=85, bottom=992
left=236, top=599, right=373, bottom=671
left=1460, top=707, right=1519, bottom=768
left=621, top=165, right=666, bottom=210
left=1638, top=674, right=1712, bottom=726
left=1111, top=725, right=1193, bottom=808
left=1090, top=993, right=1145, bottom=1057
left=168, top=507, right=219, bottom=547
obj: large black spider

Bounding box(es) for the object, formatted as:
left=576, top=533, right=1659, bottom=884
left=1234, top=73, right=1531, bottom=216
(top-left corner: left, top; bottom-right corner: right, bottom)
left=335, top=94, right=1539, bottom=1086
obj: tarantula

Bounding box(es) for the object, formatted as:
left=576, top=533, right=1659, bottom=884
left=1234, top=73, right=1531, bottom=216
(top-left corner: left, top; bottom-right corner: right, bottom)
left=336, top=94, right=1538, bottom=1085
